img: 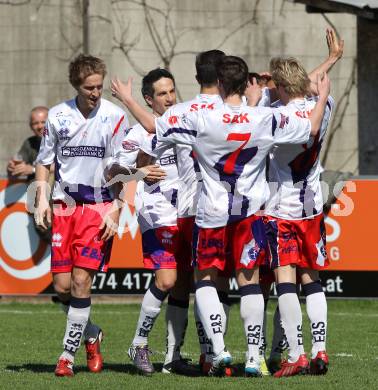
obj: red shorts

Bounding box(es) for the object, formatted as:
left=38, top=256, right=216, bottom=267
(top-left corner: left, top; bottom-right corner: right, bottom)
left=176, top=216, right=195, bottom=272
left=264, top=213, right=329, bottom=270
left=142, top=226, right=179, bottom=270
left=193, top=214, right=266, bottom=272
left=51, top=202, right=114, bottom=273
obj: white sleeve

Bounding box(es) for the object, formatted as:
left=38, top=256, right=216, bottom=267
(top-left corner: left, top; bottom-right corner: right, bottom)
left=257, top=87, right=271, bottom=108
left=111, top=112, right=130, bottom=158
left=36, top=118, right=57, bottom=165
left=156, top=109, right=198, bottom=146
left=140, top=134, right=171, bottom=160
left=113, top=126, right=142, bottom=168
left=272, top=109, right=311, bottom=145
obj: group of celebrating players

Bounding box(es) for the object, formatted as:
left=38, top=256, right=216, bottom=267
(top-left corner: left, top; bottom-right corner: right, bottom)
left=33, top=28, right=344, bottom=379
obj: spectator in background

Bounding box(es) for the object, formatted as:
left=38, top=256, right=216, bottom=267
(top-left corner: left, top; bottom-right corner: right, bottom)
left=7, top=106, right=49, bottom=180
left=7, top=105, right=52, bottom=242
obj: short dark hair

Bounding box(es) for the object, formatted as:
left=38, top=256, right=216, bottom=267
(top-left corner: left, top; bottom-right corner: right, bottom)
left=216, top=56, right=248, bottom=98
left=195, top=50, right=225, bottom=86
left=248, top=72, right=262, bottom=84
left=69, top=54, right=106, bottom=88
left=141, top=68, right=175, bottom=99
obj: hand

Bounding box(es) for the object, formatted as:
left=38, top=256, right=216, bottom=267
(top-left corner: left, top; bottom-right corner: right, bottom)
left=34, top=199, right=51, bottom=231
left=9, top=162, right=34, bottom=176
left=327, top=28, right=344, bottom=62
left=99, top=203, right=120, bottom=241
left=7, top=159, right=16, bottom=173
left=245, top=77, right=262, bottom=107
left=139, top=164, right=167, bottom=184
left=111, top=77, right=133, bottom=104
left=317, top=72, right=330, bottom=100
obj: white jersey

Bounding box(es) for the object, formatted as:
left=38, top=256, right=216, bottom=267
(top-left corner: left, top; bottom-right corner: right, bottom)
left=265, top=96, right=334, bottom=220
left=155, top=103, right=311, bottom=228
left=115, top=123, right=179, bottom=233
left=157, top=94, right=224, bottom=218
left=242, top=87, right=271, bottom=108
left=37, top=98, right=129, bottom=203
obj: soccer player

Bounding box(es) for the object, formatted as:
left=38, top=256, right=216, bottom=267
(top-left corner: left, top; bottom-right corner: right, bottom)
left=258, top=29, right=344, bottom=375
left=110, top=68, right=198, bottom=376
left=264, top=57, right=334, bottom=377
left=111, top=50, right=233, bottom=375
left=152, top=55, right=330, bottom=377
left=34, top=54, right=130, bottom=377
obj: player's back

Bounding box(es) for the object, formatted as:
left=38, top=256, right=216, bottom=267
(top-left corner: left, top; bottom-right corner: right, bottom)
left=167, top=94, right=223, bottom=218
left=192, top=103, right=276, bottom=228
left=265, top=96, right=334, bottom=219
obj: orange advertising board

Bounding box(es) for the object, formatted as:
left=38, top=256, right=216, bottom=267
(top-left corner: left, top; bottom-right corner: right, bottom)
left=325, top=179, right=377, bottom=271
left=0, top=178, right=376, bottom=295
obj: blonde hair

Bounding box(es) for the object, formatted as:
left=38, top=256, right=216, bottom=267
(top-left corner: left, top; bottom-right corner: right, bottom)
left=270, top=57, right=310, bottom=98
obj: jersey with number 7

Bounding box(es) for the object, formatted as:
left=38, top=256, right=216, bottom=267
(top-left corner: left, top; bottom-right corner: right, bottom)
left=155, top=104, right=312, bottom=228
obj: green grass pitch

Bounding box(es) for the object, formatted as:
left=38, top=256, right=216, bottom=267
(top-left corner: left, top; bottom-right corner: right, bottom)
left=0, top=299, right=377, bottom=389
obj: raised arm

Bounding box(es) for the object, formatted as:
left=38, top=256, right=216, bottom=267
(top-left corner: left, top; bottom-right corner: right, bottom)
left=309, top=73, right=331, bottom=136
left=308, top=28, right=344, bottom=94
left=111, top=77, right=156, bottom=133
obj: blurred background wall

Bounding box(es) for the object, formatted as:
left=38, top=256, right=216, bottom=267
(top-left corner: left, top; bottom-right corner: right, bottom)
left=0, top=0, right=357, bottom=174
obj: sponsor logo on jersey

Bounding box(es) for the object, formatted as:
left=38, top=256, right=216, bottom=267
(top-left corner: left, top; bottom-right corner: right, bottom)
left=168, top=115, right=178, bottom=125
left=159, top=154, right=177, bottom=166
left=122, top=140, right=139, bottom=151
left=222, top=113, right=250, bottom=124
left=58, top=118, right=71, bottom=127
left=61, top=146, right=105, bottom=158
left=190, top=102, right=215, bottom=112
left=295, top=109, right=313, bottom=119
left=279, top=113, right=289, bottom=128
left=58, top=128, right=70, bottom=140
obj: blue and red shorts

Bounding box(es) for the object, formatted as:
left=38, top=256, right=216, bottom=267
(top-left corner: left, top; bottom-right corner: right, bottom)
left=193, top=214, right=266, bottom=272
left=51, top=202, right=114, bottom=273
left=264, top=213, right=329, bottom=270
left=142, top=226, right=179, bottom=270
left=142, top=218, right=196, bottom=271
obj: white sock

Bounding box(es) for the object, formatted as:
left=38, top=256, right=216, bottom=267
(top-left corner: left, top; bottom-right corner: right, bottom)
left=164, top=296, right=189, bottom=365
left=195, top=281, right=225, bottom=356
left=260, top=299, right=268, bottom=358
left=61, top=296, right=91, bottom=363
left=218, top=291, right=231, bottom=336
left=239, top=284, right=264, bottom=363
left=60, top=298, right=99, bottom=341
left=270, top=306, right=288, bottom=358
left=303, top=281, right=327, bottom=358
left=194, top=298, right=212, bottom=356
left=277, top=283, right=304, bottom=363
left=132, top=284, right=168, bottom=346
